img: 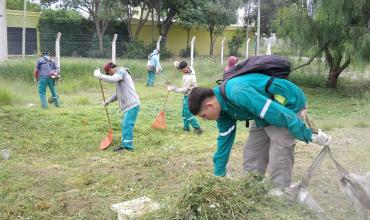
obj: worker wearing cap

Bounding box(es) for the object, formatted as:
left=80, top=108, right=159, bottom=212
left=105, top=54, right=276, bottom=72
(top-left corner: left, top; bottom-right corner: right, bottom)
left=168, top=61, right=203, bottom=134
left=94, top=62, right=141, bottom=152
left=34, top=51, right=60, bottom=109
left=146, top=49, right=162, bottom=87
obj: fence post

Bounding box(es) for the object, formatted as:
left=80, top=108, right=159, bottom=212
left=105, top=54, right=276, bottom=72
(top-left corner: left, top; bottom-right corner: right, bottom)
left=245, top=38, right=250, bottom=59
left=220, top=37, right=226, bottom=67
left=156, top=35, right=162, bottom=60
left=22, top=0, right=27, bottom=58
left=191, top=36, right=196, bottom=67
left=266, top=38, right=271, bottom=55
left=55, top=32, right=61, bottom=72
left=112, top=34, right=117, bottom=64
left=0, top=0, right=7, bottom=62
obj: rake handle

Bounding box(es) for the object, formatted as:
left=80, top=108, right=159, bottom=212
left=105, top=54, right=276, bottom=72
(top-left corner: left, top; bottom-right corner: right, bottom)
left=99, top=80, right=112, bottom=129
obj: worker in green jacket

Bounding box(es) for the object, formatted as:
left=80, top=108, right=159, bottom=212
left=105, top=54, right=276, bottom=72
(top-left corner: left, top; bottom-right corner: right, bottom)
left=188, top=73, right=332, bottom=188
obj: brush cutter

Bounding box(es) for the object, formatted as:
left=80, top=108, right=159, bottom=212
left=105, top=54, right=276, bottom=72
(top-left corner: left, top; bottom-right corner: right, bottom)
left=99, top=80, right=113, bottom=150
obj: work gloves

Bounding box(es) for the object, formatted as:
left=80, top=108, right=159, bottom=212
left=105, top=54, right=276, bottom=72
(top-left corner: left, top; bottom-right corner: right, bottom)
left=102, top=101, right=109, bottom=107
left=93, top=68, right=103, bottom=79
left=155, top=67, right=163, bottom=74
left=173, top=61, right=179, bottom=68
left=167, top=86, right=175, bottom=91
left=311, top=129, right=332, bottom=146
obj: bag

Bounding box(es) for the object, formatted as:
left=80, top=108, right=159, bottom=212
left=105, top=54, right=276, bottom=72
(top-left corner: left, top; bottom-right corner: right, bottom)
left=219, top=55, right=291, bottom=100
left=42, top=57, right=60, bottom=79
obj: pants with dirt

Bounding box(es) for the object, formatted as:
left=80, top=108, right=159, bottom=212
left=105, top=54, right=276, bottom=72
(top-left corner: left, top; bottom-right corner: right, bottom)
left=243, top=120, right=296, bottom=188
left=146, top=70, right=156, bottom=87
left=182, top=96, right=200, bottom=131
left=38, top=77, right=59, bottom=109
left=121, top=105, right=140, bottom=149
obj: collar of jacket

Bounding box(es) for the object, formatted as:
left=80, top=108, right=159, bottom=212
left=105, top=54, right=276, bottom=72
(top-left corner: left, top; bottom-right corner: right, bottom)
left=213, top=87, right=229, bottom=113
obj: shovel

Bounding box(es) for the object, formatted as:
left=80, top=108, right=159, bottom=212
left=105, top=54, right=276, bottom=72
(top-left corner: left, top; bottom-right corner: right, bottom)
left=99, top=80, right=113, bottom=149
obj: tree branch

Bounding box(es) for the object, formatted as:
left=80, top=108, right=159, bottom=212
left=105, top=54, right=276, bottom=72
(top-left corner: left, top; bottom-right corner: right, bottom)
left=291, top=42, right=329, bottom=72
left=337, top=58, right=351, bottom=75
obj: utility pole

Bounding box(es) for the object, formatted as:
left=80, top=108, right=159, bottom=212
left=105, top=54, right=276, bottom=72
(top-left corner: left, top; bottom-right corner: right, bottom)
left=22, top=0, right=27, bottom=58
left=245, top=0, right=251, bottom=58
left=256, top=0, right=261, bottom=55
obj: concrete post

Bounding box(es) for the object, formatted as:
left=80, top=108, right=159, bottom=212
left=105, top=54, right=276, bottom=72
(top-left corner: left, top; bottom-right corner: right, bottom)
left=0, top=0, right=7, bottom=62
left=190, top=36, right=196, bottom=67
left=111, top=34, right=117, bottom=64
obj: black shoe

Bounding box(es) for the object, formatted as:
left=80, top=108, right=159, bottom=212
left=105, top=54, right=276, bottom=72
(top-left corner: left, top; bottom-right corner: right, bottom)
left=194, top=128, right=203, bottom=135
left=183, top=128, right=190, bottom=132
left=113, top=146, right=125, bottom=152
left=123, top=147, right=134, bottom=152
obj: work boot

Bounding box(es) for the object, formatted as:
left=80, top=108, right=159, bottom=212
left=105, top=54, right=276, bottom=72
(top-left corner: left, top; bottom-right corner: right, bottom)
left=194, top=128, right=203, bottom=135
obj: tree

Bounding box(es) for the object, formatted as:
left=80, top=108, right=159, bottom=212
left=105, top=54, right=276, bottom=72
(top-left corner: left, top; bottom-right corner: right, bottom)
left=275, top=0, right=370, bottom=88
left=64, top=0, right=118, bottom=50
left=177, top=2, right=204, bottom=54
left=228, top=29, right=246, bottom=56
left=119, top=0, right=156, bottom=39
left=154, top=0, right=197, bottom=45
left=6, top=0, right=41, bottom=12
left=200, top=2, right=236, bottom=57
left=244, top=0, right=292, bottom=37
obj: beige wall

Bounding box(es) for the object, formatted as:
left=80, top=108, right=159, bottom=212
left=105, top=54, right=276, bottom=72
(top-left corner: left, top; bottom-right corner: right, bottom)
left=132, top=22, right=251, bottom=57
left=6, top=10, right=40, bottom=28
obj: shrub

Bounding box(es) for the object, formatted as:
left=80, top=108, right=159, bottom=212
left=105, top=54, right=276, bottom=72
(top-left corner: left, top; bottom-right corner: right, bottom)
left=179, top=47, right=197, bottom=58
left=122, top=39, right=148, bottom=59
left=228, top=29, right=246, bottom=57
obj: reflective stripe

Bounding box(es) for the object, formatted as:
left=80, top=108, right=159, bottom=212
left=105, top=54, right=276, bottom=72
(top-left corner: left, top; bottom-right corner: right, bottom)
left=123, top=140, right=132, bottom=142
left=187, top=116, right=195, bottom=121
left=219, top=125, right=235, bottom=137
left=259, top=99, right=272, bottom=119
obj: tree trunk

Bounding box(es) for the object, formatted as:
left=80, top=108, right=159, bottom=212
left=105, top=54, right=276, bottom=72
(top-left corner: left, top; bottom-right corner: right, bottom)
left=186, top=28, right=190, bottom=50
left=327, top=69, right=340, bottom=88
left=209, top=27, right=214, bottom=57
left=158, top=7, right=176, bottom=45
left=134, top=2, right=150, bottom=38
left=324, top=48, right=351, bottom=88
left=125, top=6, right=133, bottom=39
left=96, top=21, right=104, bottom=50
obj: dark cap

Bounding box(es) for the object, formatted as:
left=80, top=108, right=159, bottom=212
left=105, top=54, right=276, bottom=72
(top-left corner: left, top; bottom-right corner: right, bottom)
left=179, top=61, right=188, bottom=70
left=42, top=51, right=49, bottom=55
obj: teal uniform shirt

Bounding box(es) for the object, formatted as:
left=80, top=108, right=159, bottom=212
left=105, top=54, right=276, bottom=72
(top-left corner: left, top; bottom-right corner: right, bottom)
left=213, top=73, right=313, bottom=176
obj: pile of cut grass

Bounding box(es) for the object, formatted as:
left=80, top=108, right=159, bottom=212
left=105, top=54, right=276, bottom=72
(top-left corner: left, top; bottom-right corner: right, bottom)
left=172, top=172, right=314, bottom=220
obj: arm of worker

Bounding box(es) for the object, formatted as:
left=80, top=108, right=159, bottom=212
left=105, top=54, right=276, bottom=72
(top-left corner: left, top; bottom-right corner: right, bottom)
left=34, top=69, right=39, bottom=82
left=169, top=76, right=195, bottom=94
left=213, top=115, right=237, bottom=177
left=104, top=92, right=117, bottom=105
left=230, top=87, right=313, bottom=142
left=93, top=68, right=126, bottom=83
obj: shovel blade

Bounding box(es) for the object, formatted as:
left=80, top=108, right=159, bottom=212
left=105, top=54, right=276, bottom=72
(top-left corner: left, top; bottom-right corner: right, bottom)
left=152, top=111, right=167, bottom=130
left=100, top=129, right=113, bottom=150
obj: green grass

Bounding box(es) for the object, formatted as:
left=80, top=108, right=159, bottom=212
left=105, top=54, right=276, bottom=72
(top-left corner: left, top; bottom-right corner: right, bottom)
left=0, top=88, right=13, bottom=106
left=0, top=58, right=369, bottom=219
